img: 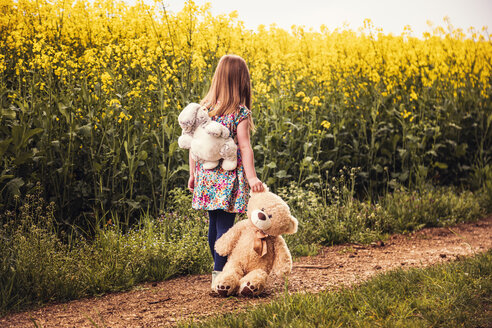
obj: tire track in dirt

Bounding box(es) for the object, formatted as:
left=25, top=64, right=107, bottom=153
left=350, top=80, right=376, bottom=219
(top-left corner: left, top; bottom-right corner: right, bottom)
left=2, top=216, right=491, bottom=327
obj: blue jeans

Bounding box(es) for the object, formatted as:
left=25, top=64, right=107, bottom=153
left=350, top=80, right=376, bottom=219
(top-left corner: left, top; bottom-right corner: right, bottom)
left=208, top=209, right=236, bottom=271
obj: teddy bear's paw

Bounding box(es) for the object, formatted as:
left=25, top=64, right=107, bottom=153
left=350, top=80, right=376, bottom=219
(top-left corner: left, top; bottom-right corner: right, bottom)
left=215, top=284, right=233, bottom=297
left=202, top=161, right=219, bottom=170
left=221, top=159, right=237, bottom=171
left=239, top=281, right=263, bottom=297
left=204, top=122, right=224, bottom=137
left=178, top=135, right=192, bottom=149
left=213, top=273, right=239, bottom=297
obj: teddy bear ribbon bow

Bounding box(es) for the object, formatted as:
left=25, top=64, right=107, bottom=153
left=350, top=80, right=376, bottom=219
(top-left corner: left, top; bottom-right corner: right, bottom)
left=253, top=230, right=269, bottom=257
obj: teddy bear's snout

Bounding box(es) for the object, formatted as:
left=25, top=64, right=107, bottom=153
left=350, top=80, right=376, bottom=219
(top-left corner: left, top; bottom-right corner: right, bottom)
left=258, top=212, right=266, bottom=221
left=251, top=209, right=272, bottom=231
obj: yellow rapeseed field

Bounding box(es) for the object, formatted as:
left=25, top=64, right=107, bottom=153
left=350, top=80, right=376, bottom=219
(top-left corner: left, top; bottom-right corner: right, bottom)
left=2, top=0, right=490, bottom=116
left=0, top=0, right=491, bottom=221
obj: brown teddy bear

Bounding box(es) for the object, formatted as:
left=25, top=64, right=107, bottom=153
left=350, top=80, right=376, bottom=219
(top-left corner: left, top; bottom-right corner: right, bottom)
left=212, top=184, right=298, bottom=297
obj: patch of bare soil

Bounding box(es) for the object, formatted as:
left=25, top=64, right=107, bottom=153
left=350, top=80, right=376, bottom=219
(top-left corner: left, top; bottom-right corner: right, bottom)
left=2, top=216, right=491, bottom=327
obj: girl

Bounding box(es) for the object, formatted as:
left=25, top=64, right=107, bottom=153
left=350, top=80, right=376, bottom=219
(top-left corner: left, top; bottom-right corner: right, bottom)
left=187, top=54, right=264, bottom=288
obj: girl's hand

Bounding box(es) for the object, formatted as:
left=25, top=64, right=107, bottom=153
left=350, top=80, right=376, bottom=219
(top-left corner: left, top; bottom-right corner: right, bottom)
left=188, top=175, right=195, bottom=193
left=248, top=177, right=264, bottom=193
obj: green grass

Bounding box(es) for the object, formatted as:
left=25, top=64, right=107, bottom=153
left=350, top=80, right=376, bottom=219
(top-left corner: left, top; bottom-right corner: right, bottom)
left=282, top=172, right=488, bottom=254
left=0, top=182, right=488, bottom=316
left=179, top=250, right=492, bottom=328
left=0, top=188, right=212, bottom=315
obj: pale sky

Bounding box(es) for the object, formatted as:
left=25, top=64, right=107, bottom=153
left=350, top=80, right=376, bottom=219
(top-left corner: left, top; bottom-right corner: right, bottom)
left=152, top=0, right=491, bottom=37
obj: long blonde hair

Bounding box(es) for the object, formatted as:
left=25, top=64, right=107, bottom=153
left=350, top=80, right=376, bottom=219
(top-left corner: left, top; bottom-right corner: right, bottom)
left=201, top=54, right=254, bottom=130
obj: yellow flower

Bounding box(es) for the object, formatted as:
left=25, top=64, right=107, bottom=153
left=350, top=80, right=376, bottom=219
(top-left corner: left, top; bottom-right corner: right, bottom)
left=321, top=120, right=331, bottom=129
left=401, top=109, right=412, bottom=120
left=100, top=72, right=112, bottom=85
left=109, top=99, right=121, bottom=107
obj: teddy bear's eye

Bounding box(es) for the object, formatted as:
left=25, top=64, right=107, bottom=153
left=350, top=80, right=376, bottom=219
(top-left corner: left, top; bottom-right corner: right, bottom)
left=268, top=214, right=272, bottom=218
left=261, top=208, right=265, bottom=211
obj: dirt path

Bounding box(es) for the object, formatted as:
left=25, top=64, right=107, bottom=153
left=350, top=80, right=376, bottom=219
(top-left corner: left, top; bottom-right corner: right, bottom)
left=2, top=216, right=492, bottom=328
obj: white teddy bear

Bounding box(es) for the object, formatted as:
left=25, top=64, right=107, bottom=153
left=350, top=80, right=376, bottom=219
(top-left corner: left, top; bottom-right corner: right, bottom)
left=178, top=103, right=237, bottom=170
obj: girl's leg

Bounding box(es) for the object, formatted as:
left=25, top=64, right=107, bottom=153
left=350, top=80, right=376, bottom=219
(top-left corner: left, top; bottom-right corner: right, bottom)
left=213, top=210, right=236, bottom=271
left=208, top=210, right=218, bottom=261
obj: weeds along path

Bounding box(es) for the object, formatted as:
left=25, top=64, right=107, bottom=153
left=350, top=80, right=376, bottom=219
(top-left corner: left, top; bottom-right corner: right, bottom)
left=2, top=216, right=492, bottom=328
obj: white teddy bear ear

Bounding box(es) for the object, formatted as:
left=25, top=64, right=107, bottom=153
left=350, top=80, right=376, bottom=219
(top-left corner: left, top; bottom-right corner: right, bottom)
left=196, top=106, right=211, bottom=124
left=178, top=103, right=201, bottom=128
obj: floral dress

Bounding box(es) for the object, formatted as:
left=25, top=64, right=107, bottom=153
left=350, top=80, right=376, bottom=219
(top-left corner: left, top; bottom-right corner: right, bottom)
left=192, top=105, right=251, bottom=213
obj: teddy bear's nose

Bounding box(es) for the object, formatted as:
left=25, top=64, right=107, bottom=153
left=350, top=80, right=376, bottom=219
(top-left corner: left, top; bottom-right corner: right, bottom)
left=258, top=212, right=267, bottom=221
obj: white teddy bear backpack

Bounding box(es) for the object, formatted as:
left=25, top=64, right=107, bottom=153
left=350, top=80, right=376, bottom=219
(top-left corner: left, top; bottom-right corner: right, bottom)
left=177, top=103, right=238, bottom=171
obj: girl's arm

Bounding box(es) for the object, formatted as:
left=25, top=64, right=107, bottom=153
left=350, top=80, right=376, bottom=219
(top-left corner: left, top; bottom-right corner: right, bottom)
left=237, top=119, right=264, bottom=193
left=188, top=151, right=195, bottom=192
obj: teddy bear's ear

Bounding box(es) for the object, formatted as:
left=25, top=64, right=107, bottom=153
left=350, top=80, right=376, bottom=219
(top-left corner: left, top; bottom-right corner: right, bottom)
left=196, top=106, right=211, bottom=125
left=250, top=183, right=269, bottom=195
left=286, top=215, right=298, bottom=234
left=178, top=103, right=201, bottom=128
